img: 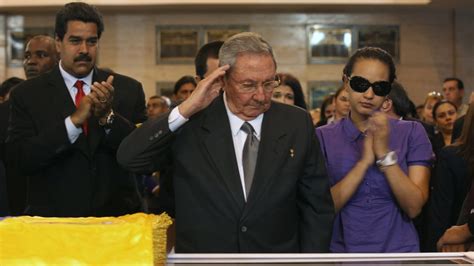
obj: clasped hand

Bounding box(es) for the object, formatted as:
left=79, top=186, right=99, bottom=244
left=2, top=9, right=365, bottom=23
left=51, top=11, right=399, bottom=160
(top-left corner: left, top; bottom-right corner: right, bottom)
left=360, top=112, right=390, bottom=166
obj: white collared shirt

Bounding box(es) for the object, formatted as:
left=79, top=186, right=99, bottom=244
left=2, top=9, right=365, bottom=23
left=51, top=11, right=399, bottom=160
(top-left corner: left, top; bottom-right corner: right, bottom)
left=168, top=93, right=264, bottom=201
left=59, top=61, right=94, bottom=143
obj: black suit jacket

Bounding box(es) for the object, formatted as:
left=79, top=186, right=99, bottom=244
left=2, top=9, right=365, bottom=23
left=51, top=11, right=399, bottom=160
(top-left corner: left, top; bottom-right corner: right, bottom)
left=117, top=95, right=335, bottom=253
left=6, top=66, right=147, bottom=217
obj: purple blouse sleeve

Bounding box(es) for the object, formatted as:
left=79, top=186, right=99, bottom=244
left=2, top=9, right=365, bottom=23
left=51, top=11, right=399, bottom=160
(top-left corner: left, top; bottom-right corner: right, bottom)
left=406, top=121, right=434, bottom=167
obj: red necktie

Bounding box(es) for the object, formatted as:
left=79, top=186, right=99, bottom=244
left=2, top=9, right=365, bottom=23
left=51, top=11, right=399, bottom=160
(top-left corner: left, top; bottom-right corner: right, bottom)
left=74, top=80, right=88, bottom=136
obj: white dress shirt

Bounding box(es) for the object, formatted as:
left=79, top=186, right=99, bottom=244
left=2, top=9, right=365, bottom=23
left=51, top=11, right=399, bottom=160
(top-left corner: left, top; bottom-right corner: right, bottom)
left=59, top=61, right=93, bottom=144
left=168, top=93, right=263, bottom=201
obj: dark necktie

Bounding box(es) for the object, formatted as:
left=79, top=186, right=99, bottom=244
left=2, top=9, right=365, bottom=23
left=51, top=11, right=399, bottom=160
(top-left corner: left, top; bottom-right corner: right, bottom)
left=241, top=122, right=259, bottom=198
left=74, top=80, right=88, bottom=136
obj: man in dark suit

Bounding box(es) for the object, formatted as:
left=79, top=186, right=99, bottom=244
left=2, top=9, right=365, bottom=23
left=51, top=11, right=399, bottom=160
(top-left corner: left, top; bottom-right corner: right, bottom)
left=6, top=2, right=146, bottom=217
left=118, top=32, right=334, bottom=253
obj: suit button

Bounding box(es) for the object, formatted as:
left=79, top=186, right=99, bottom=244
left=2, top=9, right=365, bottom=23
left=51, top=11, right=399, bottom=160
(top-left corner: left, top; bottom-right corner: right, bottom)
left=154, top=132, right=159, bottom=138
left=149, top=136, right=154, bottom=141
left=241, top=226, right=247, bottom=232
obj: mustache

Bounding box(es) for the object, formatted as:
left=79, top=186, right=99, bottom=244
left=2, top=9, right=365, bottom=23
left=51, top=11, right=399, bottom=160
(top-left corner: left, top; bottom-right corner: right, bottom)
left=74, top=54, right=92, bottom=62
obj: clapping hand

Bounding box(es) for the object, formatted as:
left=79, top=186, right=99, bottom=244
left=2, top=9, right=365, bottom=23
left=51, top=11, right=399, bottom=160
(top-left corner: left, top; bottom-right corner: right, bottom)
left=90, top=75, right=114, bottom=119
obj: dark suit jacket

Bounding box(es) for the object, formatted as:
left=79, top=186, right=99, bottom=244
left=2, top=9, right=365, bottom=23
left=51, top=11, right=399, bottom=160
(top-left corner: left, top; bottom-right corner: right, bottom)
left=426, top=145, right=470, bottom=251
left=6, top=66, right=147, bottom=217
left=117, top=95, right=335, bottom=253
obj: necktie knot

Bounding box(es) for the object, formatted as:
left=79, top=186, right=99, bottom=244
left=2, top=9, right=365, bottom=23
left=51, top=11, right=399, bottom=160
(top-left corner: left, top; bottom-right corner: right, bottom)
left=74, top=80, right=85, bottom=91
left=241, top=122, right=255, bottom=135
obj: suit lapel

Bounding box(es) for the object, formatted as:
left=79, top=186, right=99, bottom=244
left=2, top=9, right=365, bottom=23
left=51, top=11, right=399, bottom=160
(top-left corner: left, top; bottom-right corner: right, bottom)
left=88, top=68, right=108, bottom=154
left=48, top=66, right=90, bottom=158
left=201, top=96, right=246, bottom=212
left=242, top=104, right=288, bottom=219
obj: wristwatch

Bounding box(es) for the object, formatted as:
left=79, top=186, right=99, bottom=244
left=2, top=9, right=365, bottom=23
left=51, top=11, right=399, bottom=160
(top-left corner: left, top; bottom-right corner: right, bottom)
left=99, top=109, right=115, bottom=127
left=376, top=151, right=398, bottom=168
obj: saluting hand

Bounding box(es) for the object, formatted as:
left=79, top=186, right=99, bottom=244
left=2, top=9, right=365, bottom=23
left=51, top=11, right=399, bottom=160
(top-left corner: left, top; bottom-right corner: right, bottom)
left=178, top=65, right=229, bottom=118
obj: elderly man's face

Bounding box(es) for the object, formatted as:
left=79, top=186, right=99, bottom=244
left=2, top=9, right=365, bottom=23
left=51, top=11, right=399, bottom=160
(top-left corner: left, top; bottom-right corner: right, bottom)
left=224, top=53, right=276, bottom=121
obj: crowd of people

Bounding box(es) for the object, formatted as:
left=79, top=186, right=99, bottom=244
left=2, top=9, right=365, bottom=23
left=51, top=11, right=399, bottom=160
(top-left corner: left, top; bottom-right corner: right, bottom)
left=0, top=1, right=473, bottom=254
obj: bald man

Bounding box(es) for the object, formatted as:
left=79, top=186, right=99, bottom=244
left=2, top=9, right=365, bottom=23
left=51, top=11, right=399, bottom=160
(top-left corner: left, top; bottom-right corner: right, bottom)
left=23, top=35, right=59, bottom=79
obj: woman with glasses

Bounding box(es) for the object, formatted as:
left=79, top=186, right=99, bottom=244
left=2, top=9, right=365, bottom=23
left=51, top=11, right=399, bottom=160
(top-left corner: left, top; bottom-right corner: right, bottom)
left=271, top=73, right=307, bottom=109
left=316, top=47, right=433, bottom=252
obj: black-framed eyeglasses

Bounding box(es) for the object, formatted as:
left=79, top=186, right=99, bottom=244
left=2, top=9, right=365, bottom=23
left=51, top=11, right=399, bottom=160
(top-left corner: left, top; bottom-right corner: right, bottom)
left=230, top=75, right=281, bottom=93
left=346, top=75, right=391, bottom=97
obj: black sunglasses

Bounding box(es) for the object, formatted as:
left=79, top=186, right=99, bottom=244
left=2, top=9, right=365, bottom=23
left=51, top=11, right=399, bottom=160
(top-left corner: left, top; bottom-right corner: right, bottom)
left=347, top=76, right=392, bottom=97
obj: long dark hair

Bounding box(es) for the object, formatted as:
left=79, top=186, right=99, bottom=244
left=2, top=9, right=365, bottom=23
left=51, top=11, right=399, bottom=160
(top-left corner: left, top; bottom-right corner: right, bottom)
left=455, top=103, right=474, bottom=178
left=276, top=73, right=307, bottom=110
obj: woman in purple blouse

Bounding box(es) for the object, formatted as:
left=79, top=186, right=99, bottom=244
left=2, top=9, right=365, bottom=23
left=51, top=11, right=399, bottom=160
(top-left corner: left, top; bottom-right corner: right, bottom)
left=316, top=47, right=433, bottom=252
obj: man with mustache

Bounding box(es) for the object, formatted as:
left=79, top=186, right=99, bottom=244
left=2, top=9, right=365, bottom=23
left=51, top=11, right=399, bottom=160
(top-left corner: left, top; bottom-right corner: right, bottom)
left=23, top=35, right=59, bottom=80
left=6, top=2, right=147, bottom=217
left=118, top=32, right=334, bottom=252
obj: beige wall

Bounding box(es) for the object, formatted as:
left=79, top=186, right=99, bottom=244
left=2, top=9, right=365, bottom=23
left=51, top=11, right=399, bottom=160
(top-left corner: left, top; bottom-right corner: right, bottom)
left=2, top=9, right=473, bottom=106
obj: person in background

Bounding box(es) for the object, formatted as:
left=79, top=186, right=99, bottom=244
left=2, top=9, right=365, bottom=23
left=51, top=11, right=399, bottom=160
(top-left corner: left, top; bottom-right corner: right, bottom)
left=195, top=41, right=224, bottom=81
left=430, top=100, right=458, bottom=158
left=271, top=72, right=307, bottom=109
left=416, top=104, right=424, bottom=120
left=442, top=78, right=468, bottom=117
left=327, top=86, right=350, bottom=124
left=146, top=95, right=170, bottom=119
left=172, top=75, right=197, bottom=103
left=310, top=108, right=321, bottom=126
left=0, top=77, right=25, bottom=216
left=452, top=92, right=474, bottom=143
left=381, top=81, right=416, bottom=120
left=435, top=103, right=474, bottom=252
left=421, top=91, right=443, bottom=126
left=0, top=77, right=24, bottom=104
left=316, top=47, right=432, bottom=252
left=315, top=94, right=335, bottom=127
left=23, top=35, right=59, bottom=80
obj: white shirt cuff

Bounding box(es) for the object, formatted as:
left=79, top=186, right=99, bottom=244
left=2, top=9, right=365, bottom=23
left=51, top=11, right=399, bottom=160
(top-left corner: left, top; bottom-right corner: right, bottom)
left=168, top=106, right=189, bottom=132
left=65, top=116, right=82, bottom=143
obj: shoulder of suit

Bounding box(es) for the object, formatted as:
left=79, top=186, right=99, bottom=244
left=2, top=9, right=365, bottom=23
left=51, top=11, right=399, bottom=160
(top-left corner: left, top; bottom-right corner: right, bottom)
left=99, top=70, right=142, bottom=87
left=10, top=73, right=49, bottom=99
left=270, top=101, right=308, bottom=117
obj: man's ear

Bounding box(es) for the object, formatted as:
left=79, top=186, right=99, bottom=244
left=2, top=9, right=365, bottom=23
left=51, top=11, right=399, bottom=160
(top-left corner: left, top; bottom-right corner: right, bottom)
left=55, top=36, right=62, bottom=54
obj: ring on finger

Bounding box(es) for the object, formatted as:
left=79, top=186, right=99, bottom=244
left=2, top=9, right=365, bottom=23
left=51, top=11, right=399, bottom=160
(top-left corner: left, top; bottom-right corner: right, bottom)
left=99, top=98, right=107, bottom=103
